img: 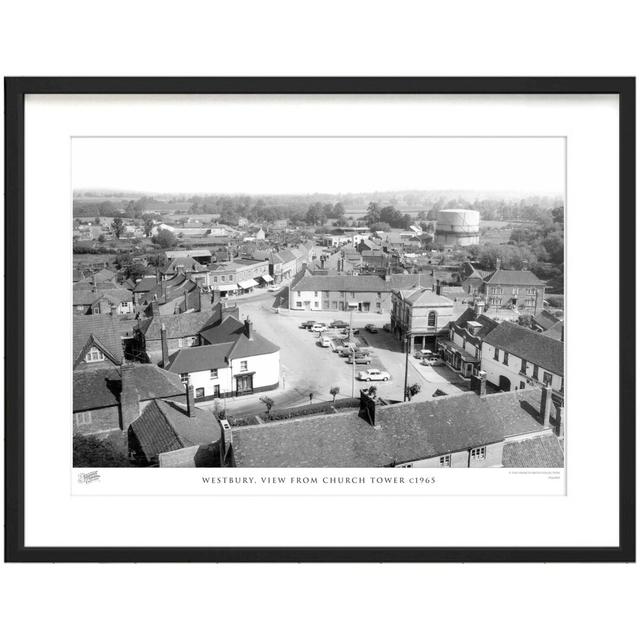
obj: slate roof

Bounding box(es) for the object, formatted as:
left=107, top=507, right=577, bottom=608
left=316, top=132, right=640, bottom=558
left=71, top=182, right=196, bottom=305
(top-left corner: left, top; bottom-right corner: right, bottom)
left=129, top=399, right=222, bottom=462
left=483, top=321, right=564, bottom=375
left=232, top=388, right=547, bottom=468
left=484, top=269, right=546, bottom=286
left=454, top=309, right=499, bottom=338
left=502, top=433, right=564, bottom=468
left=73, top=364, right=185, bottom=412
left=137, top=310, right=217, bottom=340
left=544, top=320, right=564, bottom=342
left=395, top=289, right=453, bottom=307
left=73, top=315, right=126, bottom=366
left=291, top=273, right=433, bottom=293
left=533, top=309, right=561, bottom=331
left=166, top=343, right=233, bottom=373
left=133, top=276, right=160, bottom=293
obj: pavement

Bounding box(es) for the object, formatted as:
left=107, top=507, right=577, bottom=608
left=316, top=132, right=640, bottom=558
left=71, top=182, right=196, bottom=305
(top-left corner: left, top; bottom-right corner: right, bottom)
left=200, top=290, right=469, bottom=417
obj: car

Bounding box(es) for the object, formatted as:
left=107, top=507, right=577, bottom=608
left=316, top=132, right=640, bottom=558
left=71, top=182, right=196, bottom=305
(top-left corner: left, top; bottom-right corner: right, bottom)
left=310, top=323, right=327, bottom=332
left=267, top=285, right=281, bottom=292
left=319, top=336, right=332, bottom=348
left=357, top=368, right=390, bottom=382
left=347, top=355, right=372, bottom=365
left=382, top=323, right=391, bottom=332
left=421, top=356, right=444, bottom=367
left=414, top=348, right=433, bottom=359
left=300, top=321, right=315, bottom=329
left=364, top=324, right=378, bottom=333
left=329, top=320, right=349, bottom=328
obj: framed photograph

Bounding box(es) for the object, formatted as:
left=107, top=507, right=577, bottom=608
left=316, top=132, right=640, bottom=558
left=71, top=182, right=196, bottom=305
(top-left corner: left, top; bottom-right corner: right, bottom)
left=4, top=77, right=635, bottom=562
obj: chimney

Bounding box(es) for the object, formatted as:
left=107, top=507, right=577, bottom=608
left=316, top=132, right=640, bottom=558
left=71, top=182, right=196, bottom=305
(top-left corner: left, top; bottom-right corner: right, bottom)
left=156, top=269, right=161, bottom=284
left=120, top=364, right=140, bottom=430
left=358, top=390, right=377, bottom=426
left=160, top=323, right=169, bottom=366
left=470, top=370, right=487, bottom=397
left=150, top=300, right=159, bottom=316
left=244, top=317, right=253, bottom=340
left=495, top=258, right=502, bottom=271
left=540, top=384, right=552, bottom=428
left=436, top=279, right=441, bottom=295
left=219, top=418, right=233, bottom=465
left=186, top=385, right=196, bottom=417
left=521, top=260, right=529, bottom=271
left=474, top=299, right=485, bottom=317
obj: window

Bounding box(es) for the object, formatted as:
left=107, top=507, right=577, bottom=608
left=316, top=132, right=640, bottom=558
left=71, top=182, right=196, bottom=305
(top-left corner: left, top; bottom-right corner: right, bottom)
left=297, top=291, right=301, bottom=297
left=532, top=364, right=539, bottom=380
left=210, top=369, right=218, bottom=379
left=314, top=291, right=318, bottom=297
left=526, top=287, right=535, bottom=295
left=195, top=387, right=205, bottom=398
left=296, top=301, right=302, bottom=308
left=75, top=411, right=92, bottom=426
left=439, top=454, right=451, bottom=467
left=470, top=446, right=486, bottom=461
left=314, top=301, right=319, bottom=308
left=503, top=351, right=509, bottom=365
left=543, top=371, right=553, bottom=386
left=512, top=288, right=519, bottom=295
left=494, top=347, right=500, bottom=361
left=85, top=347, right=105, bottom=363
left=180, top=373, right=189, bottom=384
left=427, top=311, right=437, bottom=327
left=520, top=358, right=527, bottom=374
left=240, top=360, right=248, bottom=372
left=221, top=275, right=226, bottom=281
left=213, top=276, right=218, bottom=283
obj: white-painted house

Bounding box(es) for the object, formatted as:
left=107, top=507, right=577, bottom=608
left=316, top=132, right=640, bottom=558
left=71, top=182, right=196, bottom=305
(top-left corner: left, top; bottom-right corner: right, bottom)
left=165, top=316, right=280, bottom=400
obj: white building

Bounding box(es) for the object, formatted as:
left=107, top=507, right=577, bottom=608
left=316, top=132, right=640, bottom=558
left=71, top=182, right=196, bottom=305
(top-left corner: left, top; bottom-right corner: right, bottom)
left=165, top=316, right=280, bottom=400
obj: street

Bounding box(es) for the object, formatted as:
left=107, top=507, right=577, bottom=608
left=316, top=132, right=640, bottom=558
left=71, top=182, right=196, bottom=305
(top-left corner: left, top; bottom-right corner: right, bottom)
left=205, top=289, right=469, bottom=417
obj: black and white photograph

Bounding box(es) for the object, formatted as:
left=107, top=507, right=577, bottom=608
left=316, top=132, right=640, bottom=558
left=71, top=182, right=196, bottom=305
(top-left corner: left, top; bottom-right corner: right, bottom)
left=72, top=136, right=566, bottom=472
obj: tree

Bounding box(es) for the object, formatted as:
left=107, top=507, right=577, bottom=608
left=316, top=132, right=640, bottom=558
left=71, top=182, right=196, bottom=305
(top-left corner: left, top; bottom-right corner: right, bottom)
left=97, top=234, right=106, bottom=243
left=333, top=202, right=346, bottom=218
left=73, top=434, right=129, bottom=467
left=330, top=386, right=340, bottom=403
left=94, top=216, right=101, bottom=226
left=125, top=200, right=136, bottom=218
left=142, top=214, right=155, bottom=237
left=260, top=395, right=275, bottom=416
left=111, top=217, right=124, bottom=239
left=98, top=200, right=116, bottom=217
left=407, top=382, right=421, bottom=401
left=153, top=228, right=178, bottom=248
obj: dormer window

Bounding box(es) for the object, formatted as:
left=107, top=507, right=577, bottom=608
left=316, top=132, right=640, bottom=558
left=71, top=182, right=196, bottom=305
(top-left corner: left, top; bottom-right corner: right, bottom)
left=85, top=346, right=105, bottom=363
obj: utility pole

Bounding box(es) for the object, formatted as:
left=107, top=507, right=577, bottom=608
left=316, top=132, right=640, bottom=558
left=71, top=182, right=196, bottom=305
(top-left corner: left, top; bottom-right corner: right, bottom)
left=403, top=333, right=410, bottom=402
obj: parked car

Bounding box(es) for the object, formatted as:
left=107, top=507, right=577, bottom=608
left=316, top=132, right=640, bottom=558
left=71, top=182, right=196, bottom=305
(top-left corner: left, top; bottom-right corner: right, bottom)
left=414, top=348, right=433, bottom=359
left=383, top=323, right=391, bottom=332
left=319, top=336, right=332, bottom=348
left=300, top=320, right=315, bottom=329
left=310, top=323, right=327, bottom=332
left=364, top=324, right=378, bottom=333
left=267, top=285, right=281, bottom=292
left=347, top=354, right=372, bottom=365
left=357, top=368, right=390, bottom=382
left=329, top=320, right=349, bottom=328
left=421, top=356, right=444, bottom=367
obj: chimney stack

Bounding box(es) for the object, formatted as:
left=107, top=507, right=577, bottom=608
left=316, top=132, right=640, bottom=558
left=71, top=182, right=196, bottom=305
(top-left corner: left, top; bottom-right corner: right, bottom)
left=120, top=364, right=140, bottom=430
left=358, top=390, right=377, bottom=426
left=470, top=370, right=487, bottom=397
left=186, top=385, right=196, bottom=417
left=160, top=323, right=169, bottom=367
left=495, top=258, right=502, bottom=271
left=244, top=317, right=253, bottom=340
left=540, top=384, right=553, bottom=428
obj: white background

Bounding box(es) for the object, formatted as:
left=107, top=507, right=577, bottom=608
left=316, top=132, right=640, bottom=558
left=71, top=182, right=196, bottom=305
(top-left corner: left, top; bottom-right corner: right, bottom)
left=1, top=2, right=638, bottom=640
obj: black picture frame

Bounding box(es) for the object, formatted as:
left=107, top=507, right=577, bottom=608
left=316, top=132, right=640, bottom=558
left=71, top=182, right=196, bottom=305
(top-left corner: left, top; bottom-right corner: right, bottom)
left=4, top=77, right=636, bottom=563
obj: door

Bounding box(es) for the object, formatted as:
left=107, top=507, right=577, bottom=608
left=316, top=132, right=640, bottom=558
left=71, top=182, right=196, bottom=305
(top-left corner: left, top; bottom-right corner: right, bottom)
left=213, top=385, right=220, bottom=398
left=236, top=374, right=253, bottom=395
left=499, top=375, right=511, bottom=391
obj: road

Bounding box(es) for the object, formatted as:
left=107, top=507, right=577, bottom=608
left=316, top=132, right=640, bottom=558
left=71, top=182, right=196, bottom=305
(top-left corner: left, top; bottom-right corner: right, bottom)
left=207, top=289, right=469, bottom=417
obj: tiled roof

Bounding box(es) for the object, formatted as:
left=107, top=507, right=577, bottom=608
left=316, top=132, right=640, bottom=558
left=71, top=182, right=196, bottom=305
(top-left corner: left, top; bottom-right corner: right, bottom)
left=233, top=388, right=547, bottom=467
left=544, top=321, right=564, bottom=342
left=455, top=310, right=499, bottom=338
left=485, top=269, right=546, bottom=286
left=133, top=276, right=160, bottom=292
left=129, top=399, right=222, bottom=462
left=533, top=309, right=561, bottom=331
left=137, top=310, right=217, bottom=340
left=502, top=434, right=564, bottom=468
left=73, top=315, right=126, bottom=366
left=73, top=364, right=185, bottom=412
left=483, top=321, right=564, bottom=375
left=199, top=316, right=280, bottom=360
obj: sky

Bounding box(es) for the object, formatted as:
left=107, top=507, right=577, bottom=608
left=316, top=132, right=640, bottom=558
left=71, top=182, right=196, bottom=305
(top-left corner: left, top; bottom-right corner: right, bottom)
left=72, top=137, right=565, bottom=197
